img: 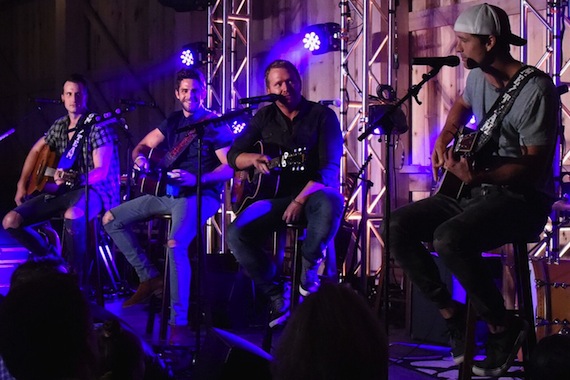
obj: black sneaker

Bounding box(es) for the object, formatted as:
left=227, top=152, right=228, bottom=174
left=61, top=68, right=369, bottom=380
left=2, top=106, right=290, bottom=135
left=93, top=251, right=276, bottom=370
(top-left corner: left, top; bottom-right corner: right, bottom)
left=268, top=288, right=291, bottom=328
left=299, top=257, right=321, bottom=297
left=445, top=301, right=467, bottom=364
left=472, top=315, right=528, bottom=377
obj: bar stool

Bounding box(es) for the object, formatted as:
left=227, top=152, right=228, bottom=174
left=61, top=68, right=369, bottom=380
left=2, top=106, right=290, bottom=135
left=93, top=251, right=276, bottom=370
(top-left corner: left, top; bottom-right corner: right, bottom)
left=458, top=240, right=537, bottom=380
left=56, top=214, right=125, bottom=303
left=146, top=214, right=172, bottom=341
left=261, top=223, right=306, bottom=352
left=261, top=223, right=338, bottom=352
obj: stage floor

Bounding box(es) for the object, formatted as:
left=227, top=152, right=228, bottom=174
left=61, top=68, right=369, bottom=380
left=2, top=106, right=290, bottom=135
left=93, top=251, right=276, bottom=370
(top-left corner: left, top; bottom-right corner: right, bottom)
left=101, top=291, right=525, bottom=380
left=0, top=224, right=525, bottom=379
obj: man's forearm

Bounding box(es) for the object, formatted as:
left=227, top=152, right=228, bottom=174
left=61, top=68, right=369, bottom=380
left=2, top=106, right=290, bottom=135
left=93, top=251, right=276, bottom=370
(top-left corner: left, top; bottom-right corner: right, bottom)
left=201, top=163, right=234, bottom=184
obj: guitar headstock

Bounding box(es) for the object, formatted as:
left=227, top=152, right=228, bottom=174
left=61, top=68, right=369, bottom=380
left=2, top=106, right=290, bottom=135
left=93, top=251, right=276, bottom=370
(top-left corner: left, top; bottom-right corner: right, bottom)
left=281, top=147, right=307, bottom=171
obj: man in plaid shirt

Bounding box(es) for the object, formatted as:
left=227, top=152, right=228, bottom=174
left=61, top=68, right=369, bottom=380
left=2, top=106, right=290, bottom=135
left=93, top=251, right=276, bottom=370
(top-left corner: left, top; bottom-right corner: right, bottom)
left=2, top=73, right=120, bottom=289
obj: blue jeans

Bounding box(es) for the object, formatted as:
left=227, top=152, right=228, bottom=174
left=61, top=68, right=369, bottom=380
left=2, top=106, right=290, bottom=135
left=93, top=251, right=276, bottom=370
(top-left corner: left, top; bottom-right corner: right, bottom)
left=104, top=194, right=220, bottom=326
left=387, top=185, right=552, bottom=325
left=227, top=188, right=344, bottom=297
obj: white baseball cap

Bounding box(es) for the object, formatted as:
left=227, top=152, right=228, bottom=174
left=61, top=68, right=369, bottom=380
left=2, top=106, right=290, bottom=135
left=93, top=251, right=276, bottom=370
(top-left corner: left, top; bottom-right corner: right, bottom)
left=454, top=3, right=526, bottom=46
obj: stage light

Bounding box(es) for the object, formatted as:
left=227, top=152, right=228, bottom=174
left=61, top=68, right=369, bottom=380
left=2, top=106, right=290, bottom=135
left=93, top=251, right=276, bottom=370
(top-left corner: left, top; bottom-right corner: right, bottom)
left=179, top=42, right=208, bottom=67
left=302, top=22, right=340, bottom=55
left=231, top=119, right=247, bottom=135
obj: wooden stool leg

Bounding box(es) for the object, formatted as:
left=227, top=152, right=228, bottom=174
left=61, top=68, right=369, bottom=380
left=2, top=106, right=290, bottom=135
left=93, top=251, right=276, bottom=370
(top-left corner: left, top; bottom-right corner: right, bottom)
left=459, top=301, right=477, bottom=380
left=144, top=215, right=172, bottom=342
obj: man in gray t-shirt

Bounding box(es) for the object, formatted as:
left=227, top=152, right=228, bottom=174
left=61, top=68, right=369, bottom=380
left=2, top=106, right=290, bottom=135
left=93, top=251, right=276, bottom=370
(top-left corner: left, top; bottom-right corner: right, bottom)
left=385, top=3, right=559, bottom=377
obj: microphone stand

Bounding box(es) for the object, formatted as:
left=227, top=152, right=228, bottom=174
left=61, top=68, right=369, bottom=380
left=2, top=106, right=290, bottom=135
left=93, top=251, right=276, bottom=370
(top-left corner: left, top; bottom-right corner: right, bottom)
left=358, top=65, right=444, bottom=335
left=194, top=123, right=204, bottom=356
left=175, top=107, right=254, bottom=361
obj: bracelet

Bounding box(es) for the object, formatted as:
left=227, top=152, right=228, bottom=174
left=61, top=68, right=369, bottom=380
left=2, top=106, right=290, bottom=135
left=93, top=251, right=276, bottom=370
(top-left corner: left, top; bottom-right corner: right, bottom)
left=292, top=199, right=304, bottom=206
left=134, top=155, right=146, bottom=162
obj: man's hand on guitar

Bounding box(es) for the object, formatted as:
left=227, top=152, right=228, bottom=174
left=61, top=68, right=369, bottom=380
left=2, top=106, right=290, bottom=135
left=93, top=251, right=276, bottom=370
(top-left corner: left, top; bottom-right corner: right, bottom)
left=443, top=149, right=473, bottom=184
left=54, top=169, right=67, bottom=186
left=134, top=155, right=149, bottom=172
left=432, top=139, right=450, bottom=182
left=168, top=169, right=197, bottom=187
left=252, top=154, right=271, bottom=175
left=14, top=185, right=27, bottom=206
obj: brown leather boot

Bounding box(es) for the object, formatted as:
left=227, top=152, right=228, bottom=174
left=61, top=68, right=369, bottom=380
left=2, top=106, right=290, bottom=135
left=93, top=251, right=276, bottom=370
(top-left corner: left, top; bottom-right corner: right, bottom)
left=122, top=276, right=163, bottom=308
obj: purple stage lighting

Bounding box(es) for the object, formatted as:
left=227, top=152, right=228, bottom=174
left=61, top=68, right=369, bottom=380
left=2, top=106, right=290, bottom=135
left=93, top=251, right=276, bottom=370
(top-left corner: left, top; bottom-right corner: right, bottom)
left=301, top=22, right=341, bottom=55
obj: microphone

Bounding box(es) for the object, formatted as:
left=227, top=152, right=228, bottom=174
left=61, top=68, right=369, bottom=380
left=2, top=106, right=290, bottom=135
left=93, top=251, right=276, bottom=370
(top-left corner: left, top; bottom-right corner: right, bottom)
left=119, top=99, right=156, bottom=108
left=29, top=98, right=62, bottom=104
left=411, top=55, right=460, bottom=67
left=239, top=94, right=282, bottom=105
left=318, top=99, right=341, bottom=107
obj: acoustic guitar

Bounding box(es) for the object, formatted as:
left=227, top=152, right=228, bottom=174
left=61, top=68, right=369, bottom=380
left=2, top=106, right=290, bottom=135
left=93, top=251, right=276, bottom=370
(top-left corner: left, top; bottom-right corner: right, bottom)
left=26, top=144, right=78, bottom=198
left=431, top=127, right=480, bottom=199
left=231, top=141, right=307, bottom=214
left=133, top=146, right=184, bottom=197
left=134, top=108, right=253, bottom=197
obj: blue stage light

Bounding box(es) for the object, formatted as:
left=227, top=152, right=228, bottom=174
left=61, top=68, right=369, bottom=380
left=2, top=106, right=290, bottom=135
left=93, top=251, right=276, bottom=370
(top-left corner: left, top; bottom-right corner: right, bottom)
left=231, top=120, right=247, bottom=135
left=301, top=23, right=340, bottom=55
left=179, top=42, right=208, bottom=67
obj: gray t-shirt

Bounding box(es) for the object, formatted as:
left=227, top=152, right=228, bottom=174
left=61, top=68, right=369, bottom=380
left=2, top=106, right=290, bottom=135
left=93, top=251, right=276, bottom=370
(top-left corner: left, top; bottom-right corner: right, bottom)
left=462, top=67, right=559, bottom=197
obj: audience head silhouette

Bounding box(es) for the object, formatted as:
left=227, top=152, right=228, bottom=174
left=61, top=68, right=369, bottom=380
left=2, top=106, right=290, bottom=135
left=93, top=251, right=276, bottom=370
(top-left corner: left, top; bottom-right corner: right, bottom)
left=271, top=282, right=388, bottom=380
left=0, top=270, right=97, bottom=380
left=529, top=333, right=570, bottom=380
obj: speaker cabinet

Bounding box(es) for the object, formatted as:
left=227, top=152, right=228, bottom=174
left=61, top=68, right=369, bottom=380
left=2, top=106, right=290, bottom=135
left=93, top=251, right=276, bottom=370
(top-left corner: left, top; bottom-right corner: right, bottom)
left=409, top=253, right=461, bottom=345
left=409, top=253, right=502, bottom=346
left=194, top=327, right=272, bottom=379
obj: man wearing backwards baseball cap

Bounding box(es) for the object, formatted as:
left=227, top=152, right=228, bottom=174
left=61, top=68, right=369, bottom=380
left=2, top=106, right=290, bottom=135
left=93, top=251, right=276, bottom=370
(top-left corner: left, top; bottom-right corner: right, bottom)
left=386, top=3, right=559, bottom=377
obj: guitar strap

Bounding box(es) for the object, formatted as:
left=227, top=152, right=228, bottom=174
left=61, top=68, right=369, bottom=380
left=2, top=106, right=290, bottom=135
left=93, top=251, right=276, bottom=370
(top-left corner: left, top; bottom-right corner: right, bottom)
left=160, top=112, right=218, bottom=169
left=57, top=113, right=96, bottom=170
left=474, top=65, right=546, bottom=152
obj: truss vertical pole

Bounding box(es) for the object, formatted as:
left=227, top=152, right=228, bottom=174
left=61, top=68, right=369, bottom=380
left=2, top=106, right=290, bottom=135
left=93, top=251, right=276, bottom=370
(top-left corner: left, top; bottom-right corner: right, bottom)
left=519, top=0, right=567, bottom=262
left=339, top=0, right=398, bottom=294
left=207, top=0, right=251, bottom=254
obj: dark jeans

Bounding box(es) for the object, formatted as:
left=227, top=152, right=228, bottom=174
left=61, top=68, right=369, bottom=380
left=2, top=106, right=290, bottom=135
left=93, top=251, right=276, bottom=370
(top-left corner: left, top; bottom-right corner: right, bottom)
left=5, top=188, right=103, bottom=285
left=227, top=188, right=344, bottom=297
left=387, top=185, right=552, bottom=325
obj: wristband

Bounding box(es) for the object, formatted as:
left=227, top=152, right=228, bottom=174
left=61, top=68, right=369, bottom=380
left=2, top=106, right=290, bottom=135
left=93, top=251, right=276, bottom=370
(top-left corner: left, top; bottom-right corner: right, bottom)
left=292, top=199, right=304, bottom=206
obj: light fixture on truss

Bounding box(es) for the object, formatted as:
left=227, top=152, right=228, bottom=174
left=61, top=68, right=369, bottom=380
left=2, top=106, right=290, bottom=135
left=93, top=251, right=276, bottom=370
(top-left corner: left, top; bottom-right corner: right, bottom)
left=302, top=22, right=341, bottom=55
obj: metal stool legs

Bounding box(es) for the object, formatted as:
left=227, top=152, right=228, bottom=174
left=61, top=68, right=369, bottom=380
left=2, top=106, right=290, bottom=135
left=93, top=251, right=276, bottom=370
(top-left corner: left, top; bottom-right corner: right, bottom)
left=262, top=224, right=306, bottom=353
left=145, top=215, right=172, bottom=341
left=459, top=241, right=536, bottom=379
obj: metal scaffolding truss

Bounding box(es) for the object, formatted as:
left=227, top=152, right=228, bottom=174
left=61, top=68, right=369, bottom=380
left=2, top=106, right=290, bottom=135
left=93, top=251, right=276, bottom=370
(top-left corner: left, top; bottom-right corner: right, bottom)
left=339, top=0, right=397, bottom=285
left=518, top=0, right=570, bottom=261
left=205, top=0, right=251, bottom=254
